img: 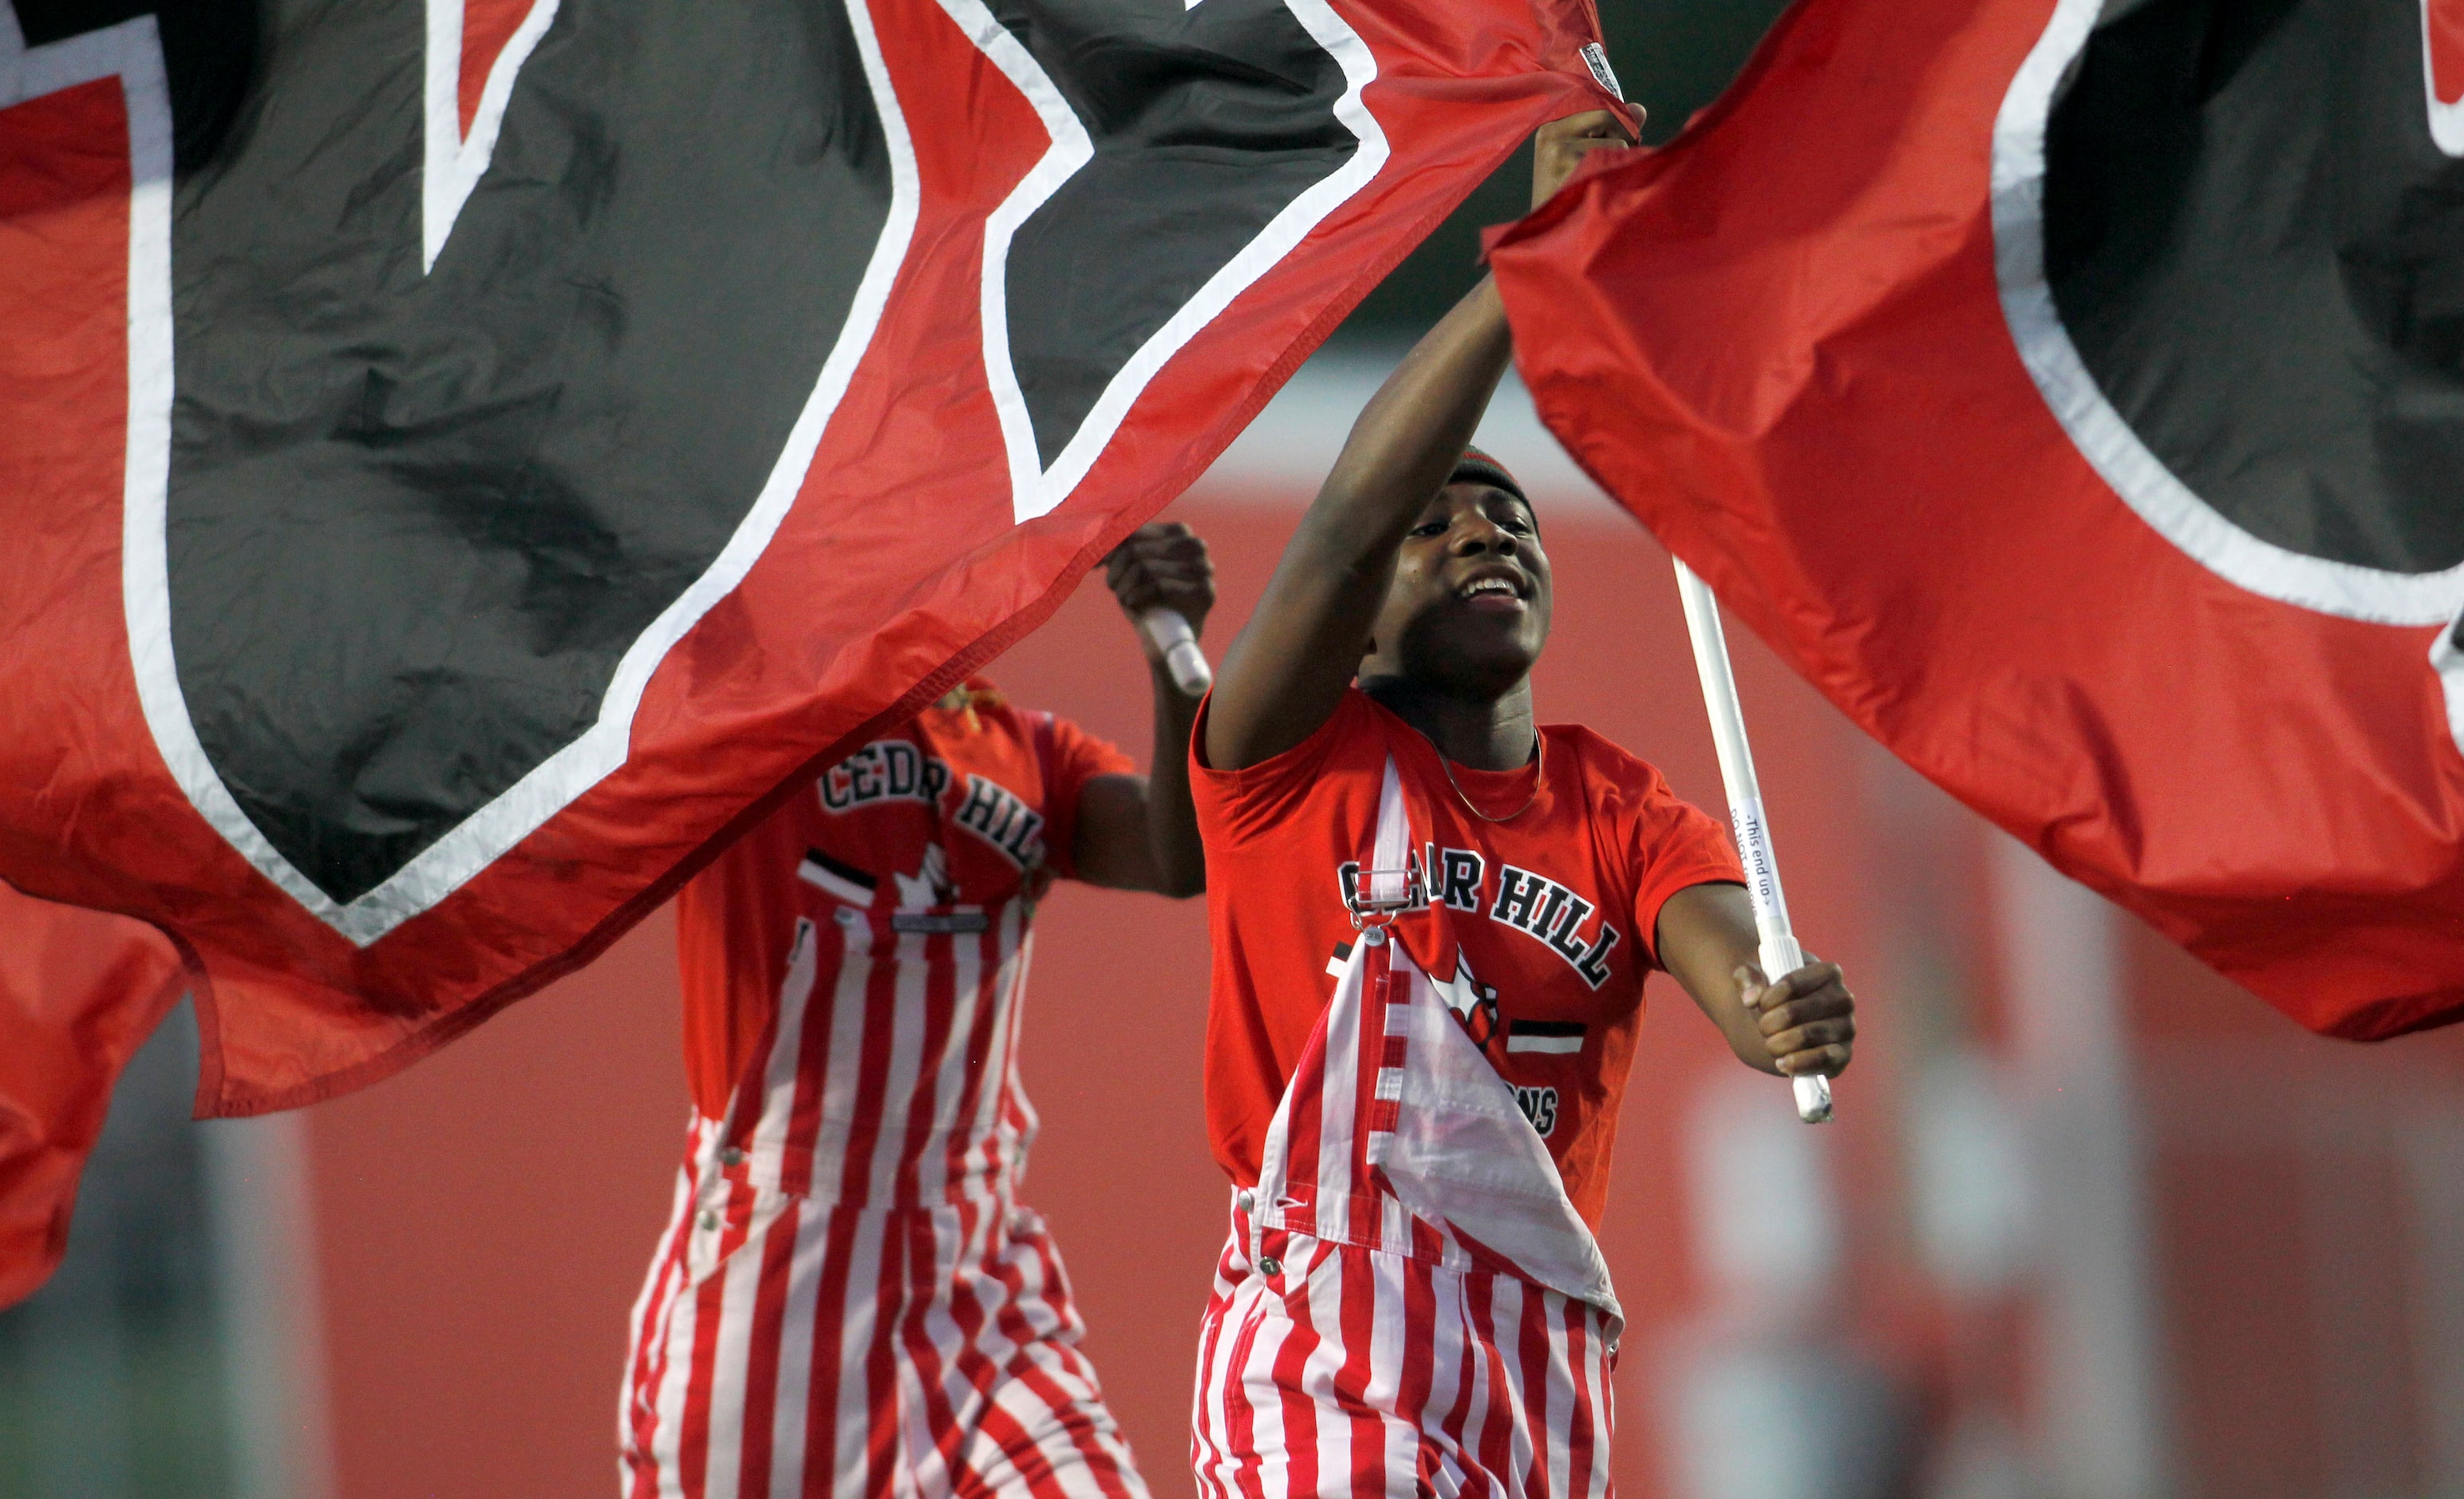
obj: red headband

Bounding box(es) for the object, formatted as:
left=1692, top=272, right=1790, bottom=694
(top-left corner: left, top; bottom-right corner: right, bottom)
left=1449, top=446, right=1526, bottom=502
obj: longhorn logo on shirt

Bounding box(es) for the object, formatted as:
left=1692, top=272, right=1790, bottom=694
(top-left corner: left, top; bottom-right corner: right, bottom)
left=893, top=844, right=958, bottom=912
left=1427, top=953, right=1501, bottom=1048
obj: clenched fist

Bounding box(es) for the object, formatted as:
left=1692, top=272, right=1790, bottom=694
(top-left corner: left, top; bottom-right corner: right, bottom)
left=1104, top=522, right=1216, bottom=658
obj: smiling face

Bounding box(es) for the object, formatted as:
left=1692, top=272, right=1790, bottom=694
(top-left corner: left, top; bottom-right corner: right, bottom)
left=1361, top=481, right=1552, bottom=702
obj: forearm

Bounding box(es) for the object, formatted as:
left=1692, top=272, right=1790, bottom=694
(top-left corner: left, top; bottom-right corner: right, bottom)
left=1657, top=882, right=1858, bottom=1079
left=1675, top=941, right=1785, bottom=1074
left=1293, top=104, right=1633, bottom=577
left=1658, top=883, right=1785, bottom=1073
left=1208, top=279, right=1513, bottom=767
left=1299, top=276, right=1513, bottom=572
left=1143, top=661, right=1206, bottom=896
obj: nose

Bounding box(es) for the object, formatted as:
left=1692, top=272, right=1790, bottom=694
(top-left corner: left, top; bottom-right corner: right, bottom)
left=1449, top=514, right=1517, bottom=556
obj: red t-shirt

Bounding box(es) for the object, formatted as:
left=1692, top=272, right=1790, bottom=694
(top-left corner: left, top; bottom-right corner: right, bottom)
left=675, top=682, right=1134, bottom=1121
left=1192, top=689, right=1743, bottom=1228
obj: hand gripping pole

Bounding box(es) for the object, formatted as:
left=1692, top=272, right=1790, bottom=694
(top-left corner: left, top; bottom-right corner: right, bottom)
left=1672, top=559, right=1834, bottom=1125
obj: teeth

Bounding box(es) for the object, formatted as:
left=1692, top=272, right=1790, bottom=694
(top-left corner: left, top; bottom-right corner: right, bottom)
left=1463, top=579, right=1517, bottom=597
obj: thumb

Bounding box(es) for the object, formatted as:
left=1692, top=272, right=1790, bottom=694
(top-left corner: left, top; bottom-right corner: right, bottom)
left=1735, top=963, right=1773, bottom=1010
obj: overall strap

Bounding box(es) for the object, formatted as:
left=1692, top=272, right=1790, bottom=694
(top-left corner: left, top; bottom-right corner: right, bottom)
left=1246, top=755, right=1412, bottom=1265
left=1372, top=753, right=1412, bottom=876
left=1348, top=752, right=1426, bottom=923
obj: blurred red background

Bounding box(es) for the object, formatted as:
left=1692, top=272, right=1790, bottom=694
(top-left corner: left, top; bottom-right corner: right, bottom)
left=298, top=486, right=2464, bottom=1499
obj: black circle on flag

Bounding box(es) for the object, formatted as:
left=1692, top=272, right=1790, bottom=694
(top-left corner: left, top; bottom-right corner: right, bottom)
left=2009, top=0, right=2464, bottom=621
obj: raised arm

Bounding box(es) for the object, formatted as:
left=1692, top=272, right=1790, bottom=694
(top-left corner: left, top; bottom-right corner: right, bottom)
left=1071, top=522, right=1214, bottom=897
left=1203, top=109, right=1638, bottom=772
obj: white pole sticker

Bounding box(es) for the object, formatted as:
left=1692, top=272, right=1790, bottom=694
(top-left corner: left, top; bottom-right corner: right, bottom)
left=1578, top=42, right=1624, bottom=102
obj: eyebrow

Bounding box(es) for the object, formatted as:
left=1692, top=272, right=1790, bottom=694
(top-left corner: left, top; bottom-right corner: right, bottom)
left=1414, top=491, right=1539, bottom=533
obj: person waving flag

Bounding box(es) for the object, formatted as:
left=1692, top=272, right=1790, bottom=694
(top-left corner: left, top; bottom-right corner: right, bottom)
left=1187, top=113, right=1858, bottom=1497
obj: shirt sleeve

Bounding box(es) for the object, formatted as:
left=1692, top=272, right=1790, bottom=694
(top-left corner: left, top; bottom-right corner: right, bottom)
left=1189, top=689, right=1374, bottom=849
left=1625, top=768, right=1747, bottom=971
left=1036, top=711, right=1136, bottom=881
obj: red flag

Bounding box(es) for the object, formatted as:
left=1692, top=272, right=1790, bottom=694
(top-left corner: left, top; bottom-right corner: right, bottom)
left=0, top=882, right=186, bottom=1307
left=0, top=0, right=1616, bottom=1134
left=1491, top=0, right=2464, bottom=1038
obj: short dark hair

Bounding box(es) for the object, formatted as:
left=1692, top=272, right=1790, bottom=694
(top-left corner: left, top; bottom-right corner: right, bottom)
left=1449, top=446, right=1525, bottom=503
left=1444, top=446, right=1538, bottom=535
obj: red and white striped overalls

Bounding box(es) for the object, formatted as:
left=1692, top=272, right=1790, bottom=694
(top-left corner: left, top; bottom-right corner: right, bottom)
left=1191, top=760, right=1622, bottom=1499
left=622, top=888, right=1144, bottom=1499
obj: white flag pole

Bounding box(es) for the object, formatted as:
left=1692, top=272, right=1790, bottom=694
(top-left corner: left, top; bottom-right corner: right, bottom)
left=1672, top=558, right=1834, bottom=1125
left=1535, top=45, right=1823, bottom=1119
left=1139, top=608, right=1212, bottom=698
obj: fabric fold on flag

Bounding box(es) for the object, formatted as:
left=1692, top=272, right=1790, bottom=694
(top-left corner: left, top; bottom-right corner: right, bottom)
left=1490, top=0, right=2464, bottom=1038
left=0, top=0, right=1617, bottom=1176
left=0, top=882, right=189, bottom=1308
